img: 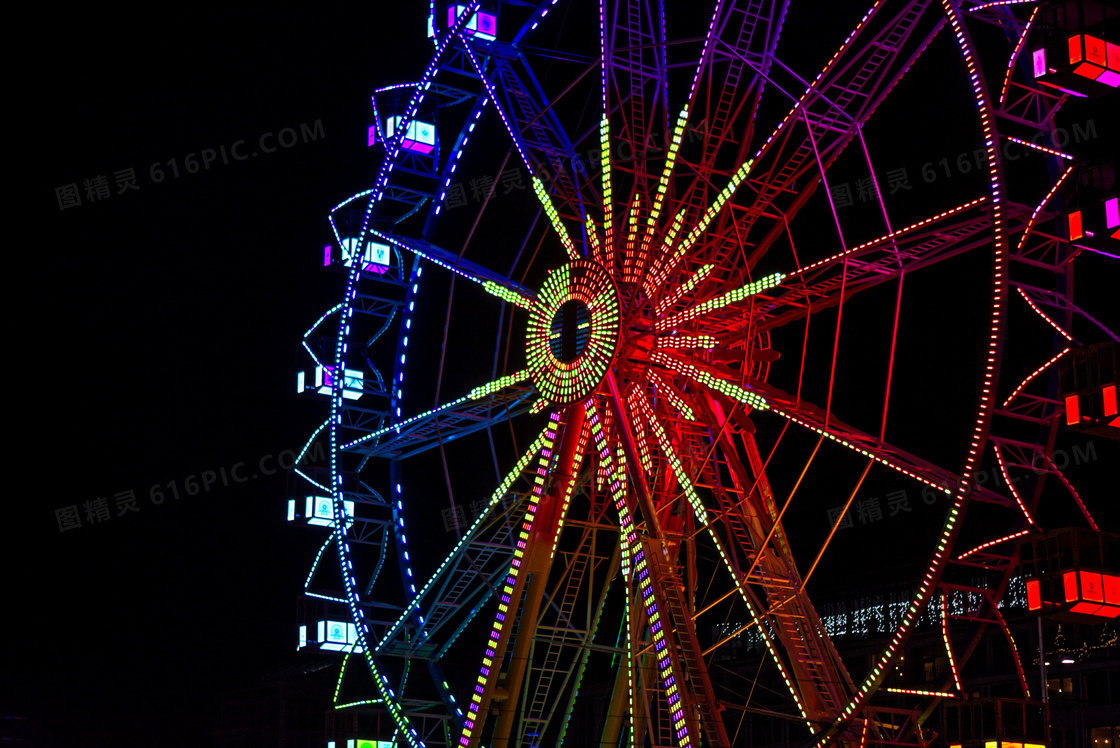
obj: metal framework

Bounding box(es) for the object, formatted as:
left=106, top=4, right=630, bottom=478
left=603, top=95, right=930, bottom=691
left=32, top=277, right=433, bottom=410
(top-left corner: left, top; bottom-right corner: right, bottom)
left=292, top=1, right=1115, bottom=746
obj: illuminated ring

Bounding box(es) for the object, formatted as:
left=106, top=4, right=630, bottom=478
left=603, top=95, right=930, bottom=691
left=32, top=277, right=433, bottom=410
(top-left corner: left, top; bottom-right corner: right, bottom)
left=526, top=260, right=620, bottom=404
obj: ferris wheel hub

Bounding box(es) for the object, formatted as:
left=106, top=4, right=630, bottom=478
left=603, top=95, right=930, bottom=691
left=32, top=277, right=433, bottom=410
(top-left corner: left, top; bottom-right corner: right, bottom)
left=525, top=260, right=621, bottom=405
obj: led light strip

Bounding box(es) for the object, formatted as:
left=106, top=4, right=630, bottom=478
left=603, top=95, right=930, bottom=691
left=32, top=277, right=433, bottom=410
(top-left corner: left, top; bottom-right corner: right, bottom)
left=1015, top=165, right=1074, bottom=252
left=304, top=536, right=335, bottom=591
left=641, top=207, right=691, bottom=301
left=648, top=370, right=696, bottom=421
left=1036, top=450, right=1099, bottom=531
left=631, top=391, right=811, bottom=726
left=533, top=176, right=579, bottom=260
left=295, top=419, right=332, bottom=492
left=966, top=0, right=1035, bottom=11
left=649, top=350, right=769, bottom=412
left=458, top=411, right=561, bottom=747
left=1004, top=135, right=1073, bottom=161
left=657, top=272, right=784, bottom=331
left=583, top=400, right=692, bottom=748
left=750, top=0, right=883, bottom=191
left=656, top=335, right=718, bottom=350
left=302, top=304, right=345, bottom=369
left=789, top=197, right=988, bottom=277
left=822, top=3, right=1010, bottom=735
left=459, top=43, right=535, bottom=175
left=622, top=192, right=643, bottom=281
left=341, top=366, right=529, bottom=452
left=600, top=115, right=613, bottom=261
left=638, top=106, right=692, bottom=270
left=435, top=100, right=489, bottom=217
left=773, top=406, right=954, bottom=496
left=655, top=263, right=714, bottom=316
left=368, top=229, right=487, bottom=286
left=1016, top=287, right=1074, bottom=342
left=1002, top=347, right=1069, bottom=408
left=998, top=6, right=1039, bottom=108
left=378, top=429, right=549, bottom=649
left=483, top=280, right=533, bottom=308
left=646, top=158, right=757, bottom=290
left=941, top=593, right=964, bottom=694
left=957, top=529, right=1030, bottom=560
left=586, top=215, right=603, bottom=263
left=992, top=443, right=1039, bottom=527
left=467, top=370, right=529, bottom=399
left=585, top=402, right=634, bottom=577
left=625, top=385, right=655, bottom=474
left=634, top=393, right=711, bottom=521
left=883, top=687, right=958, bottom=698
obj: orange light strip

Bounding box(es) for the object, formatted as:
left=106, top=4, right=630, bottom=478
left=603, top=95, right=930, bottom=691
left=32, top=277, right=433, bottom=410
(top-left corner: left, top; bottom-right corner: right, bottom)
left=992, top=443, right=1039, bottom=528
left=789, top=197, right=988, bottom=278
left=958, top=529, right=1030, bottom=559
left=1037, top=450, right=1099, bottom=531
left=1016, top=287, right=1074, bottom=342
left=941, top=594, right=963, bottom=694
left=1002, top=347, right=1070, bottom=408
left=1004, top=135, right=1074, bottom=161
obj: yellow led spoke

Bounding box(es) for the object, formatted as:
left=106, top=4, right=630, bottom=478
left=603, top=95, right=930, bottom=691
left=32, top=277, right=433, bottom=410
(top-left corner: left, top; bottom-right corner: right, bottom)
left=649, top=370, right=696, bottom=421
left=641, top=106, right=691, bottom=262
left=586, top=215, right=603, bottom=264
left=459, top=412, right=562, bottom=747
left=482, top=280, right=533, bottom=309
left=533, top=176, right=579, bottom=260
left=583, top=400, right=692, bottom=747
left=626, top=385, right=655, bottom=475
left=649, top=350, right=769, bottom=411
left=622, top=191, right=643, bottom=282
left=467, top=370, right=529, bottom=400
left=647, top=158, right=756, bottom=289
left=654, top=263, right=713, bottom=315
left=657, top=335, right=718, bottom=351
left=657, top=272, right=784, bottom=332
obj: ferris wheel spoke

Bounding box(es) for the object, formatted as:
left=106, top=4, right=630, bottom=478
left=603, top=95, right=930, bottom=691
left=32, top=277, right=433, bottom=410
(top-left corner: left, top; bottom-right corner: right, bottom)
left=680, top=393, right=857, bottom=724
left=477, top=43, right=591, bottom=221
left=758, top=384, right=974, bottom=500
left=459, top=407, right=589, bottom=748
left=718, top=2, right=947, bottom=273
left=341, top=371, right=533, bottom=459
left=602, top=0, right=669, bottom=184
left=375, top=425, right=551, bottom=659
left=588, top=395, right=729, bottom=748
left=680, top=0, right=789, bottom=176
left=369, top=229, right=536, bottom=304
left=752, top=197, right=998, bottom=334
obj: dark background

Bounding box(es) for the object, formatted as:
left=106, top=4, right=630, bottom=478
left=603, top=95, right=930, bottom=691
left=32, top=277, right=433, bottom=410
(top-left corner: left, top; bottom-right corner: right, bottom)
left=13, top=3, right=1117, bottom=747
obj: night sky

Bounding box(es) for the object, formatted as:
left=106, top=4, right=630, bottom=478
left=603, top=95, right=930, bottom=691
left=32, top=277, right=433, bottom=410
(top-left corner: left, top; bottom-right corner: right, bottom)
left=15, top=3, right=1118, bottom=747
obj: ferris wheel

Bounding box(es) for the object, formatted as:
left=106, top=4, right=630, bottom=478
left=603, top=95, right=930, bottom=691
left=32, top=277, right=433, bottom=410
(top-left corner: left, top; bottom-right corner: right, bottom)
left=292, top=1, right=1116, bottom=746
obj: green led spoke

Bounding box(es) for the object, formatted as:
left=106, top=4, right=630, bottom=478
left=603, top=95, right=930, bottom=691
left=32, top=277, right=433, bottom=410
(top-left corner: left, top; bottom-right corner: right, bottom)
left=650, top=350, right=769, bottom=411
left=467, top=370, right=528, bottom=400
left=483, top=281, right=533, bottom=309
left=533, top=176, right=578, bottom=260
left=657, top=272, right=784, bottom=331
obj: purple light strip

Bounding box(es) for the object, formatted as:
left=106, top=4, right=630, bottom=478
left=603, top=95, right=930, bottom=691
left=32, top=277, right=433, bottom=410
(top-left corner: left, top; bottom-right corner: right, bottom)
left=459, top=44, right=535, bottom=176
left=458, top=411, right=561, bottom=747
